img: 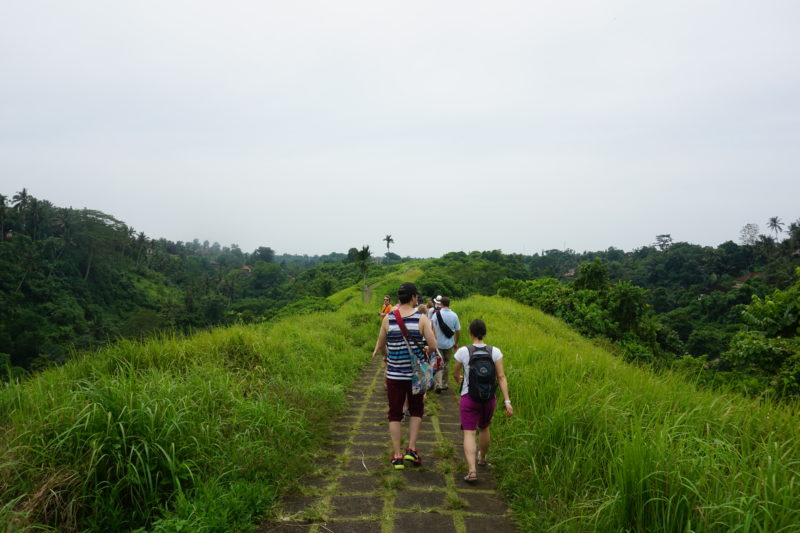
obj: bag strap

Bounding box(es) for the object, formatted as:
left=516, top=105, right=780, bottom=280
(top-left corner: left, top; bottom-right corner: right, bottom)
left=393, top=309, right=428, bottom=358
left=435, top=309, right=455, bottom=338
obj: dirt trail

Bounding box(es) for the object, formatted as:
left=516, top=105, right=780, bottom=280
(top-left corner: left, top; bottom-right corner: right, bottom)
left=363, top=281, right=379, bottom=303
left=259, top=358, right=519, bottom=532
left=363, top=268, right=416, bottom=303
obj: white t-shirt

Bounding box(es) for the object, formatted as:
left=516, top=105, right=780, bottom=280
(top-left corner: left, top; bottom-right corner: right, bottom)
left=453, top=343, right=503, bottom=396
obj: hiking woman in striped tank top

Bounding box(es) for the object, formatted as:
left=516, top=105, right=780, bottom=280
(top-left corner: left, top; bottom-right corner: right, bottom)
left=372, top=282, right=437, bottom=469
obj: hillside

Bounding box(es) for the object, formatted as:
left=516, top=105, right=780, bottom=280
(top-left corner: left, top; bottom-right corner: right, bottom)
left=2, top=268, right=800, bottom=531
left=453, top=296, right=800, bottom=531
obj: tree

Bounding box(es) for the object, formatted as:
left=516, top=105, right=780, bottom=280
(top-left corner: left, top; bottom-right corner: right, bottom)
left=740, top=223, right=760, bottom=246
left=251, top=246, right=275, bottom=263
left=12, top=188, right=29, bottom=212
left=573, top=258, right=609, bottom=291
left=11, top=188, right=30, bottom=232
left=345, top=247, right=359, bottom=263
left=383, top=234, right=394, bottom=254
left=654, top=234, right=673, bottom=251
left=723, top=268, right=800, bottom=396
left=767, top=216, right=784, bottom=241
left=355, top=245, right=371, bottom=288
left=0, top=194, right=6, bottom=241
left=606, top=281, right=647, bottom=333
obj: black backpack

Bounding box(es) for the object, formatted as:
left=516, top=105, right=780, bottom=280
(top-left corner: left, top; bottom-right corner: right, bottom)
left=467, top=345, right=497, bottom=402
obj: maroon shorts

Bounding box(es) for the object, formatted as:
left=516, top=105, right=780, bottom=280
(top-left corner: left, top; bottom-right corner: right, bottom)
left=386, top=379, right=424, bottom=422
left=459, top=394, right=496, bottom=430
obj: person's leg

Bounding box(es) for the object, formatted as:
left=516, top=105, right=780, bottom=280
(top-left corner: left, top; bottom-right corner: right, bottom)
left=476, top=398, right=496, bottom=464
left=386, top=380, right=406, bottom=457
left=441, top=347, right=452, bottom=389
left=478, top=427, right=491, bottom=464
left=405, top=389, right=425, bottom=456
left=460, top=394, right=479, bottom=479
left=463, top=430, right=478, bottom=473
left=407, top=416, right=421, bottom=450
left=390, top=421, right=403, bottom=457
left=434, top=351, right=444, bottom=390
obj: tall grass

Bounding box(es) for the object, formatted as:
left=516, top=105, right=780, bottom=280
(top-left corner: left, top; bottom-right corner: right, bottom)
left=8, top=275, right=796, bottom=532
left=455, top=296, right=800, bottom=532
left=0, top=302, right=379, bottom=532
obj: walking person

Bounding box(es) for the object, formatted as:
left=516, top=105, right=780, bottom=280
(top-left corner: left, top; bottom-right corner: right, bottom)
left=452, top=319, right=512, bottom=483
left=372, top=282, right=437, bottom=469
left=431, top=296, right=460, bottom=393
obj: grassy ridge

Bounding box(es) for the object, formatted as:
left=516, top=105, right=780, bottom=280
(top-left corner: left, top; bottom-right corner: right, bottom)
left=457, top=296, right=800, bottom=532
left=5, top=272, right=799, bottom=532
left=0, top=303, right=379, bottom=532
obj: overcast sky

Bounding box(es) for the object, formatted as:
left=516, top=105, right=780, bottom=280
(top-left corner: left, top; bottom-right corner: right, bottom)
left=2, top=1, right=798, bottom=257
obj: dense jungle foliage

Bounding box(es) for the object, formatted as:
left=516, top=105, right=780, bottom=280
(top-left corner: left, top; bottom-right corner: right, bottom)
left=0, top=190, right=392, bottom=374
left=2, top=189, right=799, bottom=397
left=417, top=224, right=800, bottom=397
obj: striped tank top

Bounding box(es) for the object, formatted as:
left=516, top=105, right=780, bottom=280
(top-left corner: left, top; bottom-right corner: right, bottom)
left=386, top=310, right=425, bottom=381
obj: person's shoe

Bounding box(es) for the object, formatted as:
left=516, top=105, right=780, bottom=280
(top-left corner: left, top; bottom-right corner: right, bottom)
left=464, top=471, right=478, bottom=483
left=434, top=387, right=443, bottom=394
left=391, top=456, right=405, bottom=470
left=477, top=451, right=490, bottom=468
left=403, top=448, right=421, bottom=466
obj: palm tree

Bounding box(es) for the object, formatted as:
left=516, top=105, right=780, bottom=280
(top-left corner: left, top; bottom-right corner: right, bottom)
left=767, top=216, right=784, bottom=241
left=383, top=234, right=394, bottom=254
left=0, top=194, right=6, bottom=241
left=356, top=245, right=371, bottom=289
left=27, top=198, right=43, bottom=240
left=12, top=188, right=29, bottom=232
left=12, top=188, right=29, bottom=211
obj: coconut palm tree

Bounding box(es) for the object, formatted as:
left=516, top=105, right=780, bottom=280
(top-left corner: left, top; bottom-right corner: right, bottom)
left=767, top=216, right=784, bottom=241
left=383, top=234, right=394, bottom=254
left=0, top=194, right=6, bottom=241
left=12, top=188, right=29, bottom=232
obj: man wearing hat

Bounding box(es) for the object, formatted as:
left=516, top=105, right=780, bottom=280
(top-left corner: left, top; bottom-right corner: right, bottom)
left=372, top=282, right=437, bottom=469
left=431, top=295, right=460, bottom=393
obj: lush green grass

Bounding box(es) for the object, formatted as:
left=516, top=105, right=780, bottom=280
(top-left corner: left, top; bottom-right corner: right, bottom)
left=456, top=295, right=800, bottom=532
left=5, top=275, right=799, bottom=533
left=0, top=301, right=378, bottom=532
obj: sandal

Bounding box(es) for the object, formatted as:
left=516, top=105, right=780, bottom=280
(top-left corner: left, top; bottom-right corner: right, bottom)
left=477, top=452, right=488, bottom=467
left=464, top=471, right=478, bottom=483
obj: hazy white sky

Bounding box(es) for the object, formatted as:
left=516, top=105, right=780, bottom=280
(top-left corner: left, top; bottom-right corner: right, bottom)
left=2, top=1, right=798, bottom=257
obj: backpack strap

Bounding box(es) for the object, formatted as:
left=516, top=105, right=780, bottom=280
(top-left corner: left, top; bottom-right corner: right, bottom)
left=467, top=344, right=493, bottom=361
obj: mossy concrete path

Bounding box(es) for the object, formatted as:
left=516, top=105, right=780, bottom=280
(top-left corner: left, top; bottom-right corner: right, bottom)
left=259, top=358, right=519, bottom=532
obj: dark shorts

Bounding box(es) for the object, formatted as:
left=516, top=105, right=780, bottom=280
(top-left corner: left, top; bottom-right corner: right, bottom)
left=386, top=378, right=424, bottom=422
left=459, top=394, right=496, bottom=430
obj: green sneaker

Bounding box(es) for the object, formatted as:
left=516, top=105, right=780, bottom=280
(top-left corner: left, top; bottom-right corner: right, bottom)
left=403, top=448, right=421, bottom=466
left=391, top=456, right=405, bottom=470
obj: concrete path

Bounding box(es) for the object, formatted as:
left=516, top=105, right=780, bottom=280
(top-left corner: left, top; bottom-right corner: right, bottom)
left=259, top=358, right=519, bottom=533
